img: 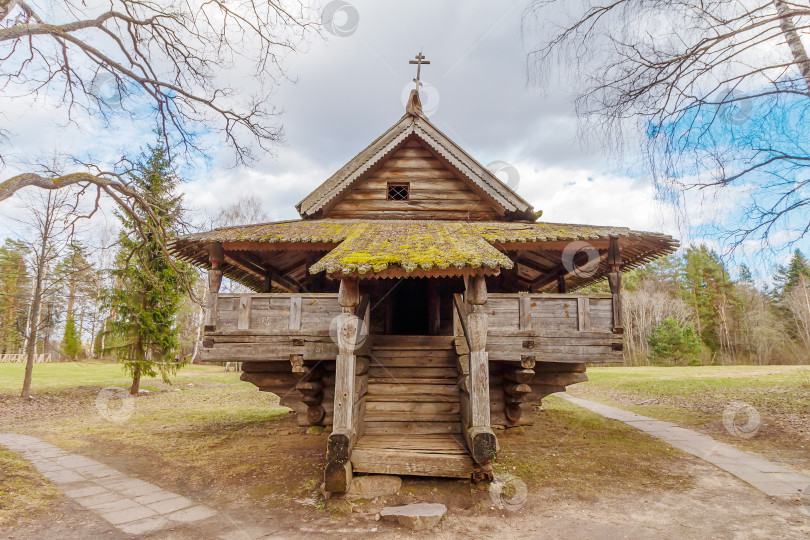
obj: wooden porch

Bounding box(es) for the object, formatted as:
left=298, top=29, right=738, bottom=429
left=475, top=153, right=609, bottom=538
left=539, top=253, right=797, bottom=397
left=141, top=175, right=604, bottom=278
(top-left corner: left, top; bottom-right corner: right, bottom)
left=200, top=280, right=623, bottom=490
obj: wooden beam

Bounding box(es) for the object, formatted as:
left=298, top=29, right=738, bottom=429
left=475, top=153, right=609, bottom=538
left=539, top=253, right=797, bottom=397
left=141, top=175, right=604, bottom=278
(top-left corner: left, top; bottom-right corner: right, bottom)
left=204, top=243, right=224, bottom=332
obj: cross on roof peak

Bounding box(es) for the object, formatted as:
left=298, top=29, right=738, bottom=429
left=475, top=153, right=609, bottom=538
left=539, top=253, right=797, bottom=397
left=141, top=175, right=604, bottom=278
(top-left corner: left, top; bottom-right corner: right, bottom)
left=408, top=51, right=430, bottom=90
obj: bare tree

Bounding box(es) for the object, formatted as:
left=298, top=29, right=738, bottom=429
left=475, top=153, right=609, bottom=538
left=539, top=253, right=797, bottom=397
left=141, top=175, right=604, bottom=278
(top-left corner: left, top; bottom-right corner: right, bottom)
left=13, top=189, right=78, bottom=398
left=525, top=1, right=810, bottom=246
left=0, top=0, right=316, bottom=254
left=784, top=275, right=810, bottom=352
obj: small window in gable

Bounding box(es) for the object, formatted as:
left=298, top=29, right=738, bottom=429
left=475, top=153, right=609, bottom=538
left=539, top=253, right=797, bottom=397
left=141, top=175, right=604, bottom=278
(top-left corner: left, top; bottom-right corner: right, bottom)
left=387, top=183, right=410, bottom=201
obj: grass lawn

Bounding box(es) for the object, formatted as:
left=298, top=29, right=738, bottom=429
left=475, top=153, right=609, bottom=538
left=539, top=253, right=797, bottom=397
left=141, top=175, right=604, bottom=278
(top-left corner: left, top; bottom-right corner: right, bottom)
left=569, top=365, right=810, bottom=473
left=0, top=361, right=238, bottom=393
left=0, top=362, right=698, bottom=525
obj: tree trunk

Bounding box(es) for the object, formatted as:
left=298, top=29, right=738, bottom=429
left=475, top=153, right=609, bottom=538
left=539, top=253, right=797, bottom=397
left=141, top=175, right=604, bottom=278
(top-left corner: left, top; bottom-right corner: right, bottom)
left=20, top=262, right=46, bottom=399
left=774, top=0, right=810, bottom=94
left=130, top=364, right=141, bottom=395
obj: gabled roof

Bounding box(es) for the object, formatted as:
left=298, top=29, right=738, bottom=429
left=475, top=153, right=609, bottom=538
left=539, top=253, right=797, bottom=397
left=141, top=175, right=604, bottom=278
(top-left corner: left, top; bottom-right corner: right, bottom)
left=295, top=91, right=539, bottom=221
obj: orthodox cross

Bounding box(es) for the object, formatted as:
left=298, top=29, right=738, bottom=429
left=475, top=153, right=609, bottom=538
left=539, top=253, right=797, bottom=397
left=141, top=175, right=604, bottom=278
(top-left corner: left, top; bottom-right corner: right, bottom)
left=409, top=52, right=430, bottom=90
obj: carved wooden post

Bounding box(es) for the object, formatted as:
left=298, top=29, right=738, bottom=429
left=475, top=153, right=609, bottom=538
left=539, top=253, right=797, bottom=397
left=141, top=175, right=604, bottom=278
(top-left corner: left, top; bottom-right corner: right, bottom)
left=607, top=236, right=624, bottom=334
left=325, top=277, right=359, bottom=493
left=465, top=274, right=496, bottom=481
left=204, top=243, right=224, bottom=332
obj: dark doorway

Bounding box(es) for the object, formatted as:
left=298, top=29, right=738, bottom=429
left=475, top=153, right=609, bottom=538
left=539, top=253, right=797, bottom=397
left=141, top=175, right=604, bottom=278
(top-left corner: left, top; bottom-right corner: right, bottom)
left=390, top=278, right=430, bottom=335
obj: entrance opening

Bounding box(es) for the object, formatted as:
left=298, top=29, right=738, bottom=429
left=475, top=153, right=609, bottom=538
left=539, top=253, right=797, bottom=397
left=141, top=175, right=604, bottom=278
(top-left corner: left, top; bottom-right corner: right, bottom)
left=390, top=278, right=430, bottom=335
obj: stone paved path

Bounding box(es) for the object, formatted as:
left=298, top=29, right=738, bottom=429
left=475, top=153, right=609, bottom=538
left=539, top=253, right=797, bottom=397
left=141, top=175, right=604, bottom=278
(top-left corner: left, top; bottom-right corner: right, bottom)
left=556, top=394, right=810, bottom=498
left=0, top=433, right=218, bottom=536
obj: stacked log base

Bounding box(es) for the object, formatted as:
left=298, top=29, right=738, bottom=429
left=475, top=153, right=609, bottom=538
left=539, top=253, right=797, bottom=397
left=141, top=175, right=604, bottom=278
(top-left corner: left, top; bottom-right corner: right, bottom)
left=489, top=361, right=588, bottom=428
left=241, top=361, right=337, bottom=427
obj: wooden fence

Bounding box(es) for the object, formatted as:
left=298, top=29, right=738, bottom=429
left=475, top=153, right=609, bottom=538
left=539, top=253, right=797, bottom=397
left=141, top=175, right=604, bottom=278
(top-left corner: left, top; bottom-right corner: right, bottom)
left=0, top=353, right=52, bottom=363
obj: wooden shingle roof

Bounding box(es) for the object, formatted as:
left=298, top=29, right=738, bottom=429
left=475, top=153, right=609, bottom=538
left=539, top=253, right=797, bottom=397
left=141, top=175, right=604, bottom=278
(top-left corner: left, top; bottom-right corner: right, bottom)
left=172, top=219, right=678, bottom=287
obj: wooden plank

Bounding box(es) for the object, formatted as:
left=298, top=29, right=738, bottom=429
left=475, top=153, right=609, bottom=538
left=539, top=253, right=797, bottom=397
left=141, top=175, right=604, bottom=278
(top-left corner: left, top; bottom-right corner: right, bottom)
left=365, top=393, right=460, bottom=403
left=577, top=297, right=590, bottom=332
left=365, top=401, right=461, bottom=414
left=367, top=367, right=458, bottom=379
left=519, top=295, right=531, bottom=331
left=351, top=448, right=473, bottom=478
left=362, top=421, right=462, bottom=435
left=237, top=297, right=252, bottom=330
left=289, top=296, right=302, bottom=331
left=367, top=383, right=460, bottom=396
left=363, top=411, right=460, bottom=422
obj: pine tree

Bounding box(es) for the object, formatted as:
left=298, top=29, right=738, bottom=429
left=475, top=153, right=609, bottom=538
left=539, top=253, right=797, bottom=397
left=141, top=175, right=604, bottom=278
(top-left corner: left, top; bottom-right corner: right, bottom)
left=773, top=250, right=810, bottom=299
left=61, top=317, right=82, bottom=360
left=679, top=245, right=736, bottom=353
left=105, top=142, right=194, bottom=394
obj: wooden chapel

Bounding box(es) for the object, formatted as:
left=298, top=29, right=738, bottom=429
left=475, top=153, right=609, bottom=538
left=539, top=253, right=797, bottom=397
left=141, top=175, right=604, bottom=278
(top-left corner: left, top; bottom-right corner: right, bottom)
left=171, top=57, right=677, bottom=493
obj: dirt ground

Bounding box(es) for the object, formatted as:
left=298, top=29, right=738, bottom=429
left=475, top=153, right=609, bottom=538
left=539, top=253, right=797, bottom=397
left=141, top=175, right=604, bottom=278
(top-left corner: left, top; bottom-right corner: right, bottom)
left=3, top=456, right=808, bottom=539
left=2, top=366, right=809, bottom=539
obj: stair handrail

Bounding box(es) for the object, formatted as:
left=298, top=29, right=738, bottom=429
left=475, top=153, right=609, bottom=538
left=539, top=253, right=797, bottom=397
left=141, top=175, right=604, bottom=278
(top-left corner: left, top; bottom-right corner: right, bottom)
left=453, top=293, right=473, bottom=352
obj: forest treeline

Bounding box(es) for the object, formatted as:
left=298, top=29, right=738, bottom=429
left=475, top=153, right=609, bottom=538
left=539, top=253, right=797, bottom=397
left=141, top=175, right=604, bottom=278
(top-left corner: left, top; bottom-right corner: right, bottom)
left=587, top=246, right=810, bottom=365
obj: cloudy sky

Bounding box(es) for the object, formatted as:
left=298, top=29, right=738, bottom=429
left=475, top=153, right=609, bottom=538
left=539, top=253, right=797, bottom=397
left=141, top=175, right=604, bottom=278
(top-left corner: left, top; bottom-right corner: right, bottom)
left=1, top=0, right=806, bottom=281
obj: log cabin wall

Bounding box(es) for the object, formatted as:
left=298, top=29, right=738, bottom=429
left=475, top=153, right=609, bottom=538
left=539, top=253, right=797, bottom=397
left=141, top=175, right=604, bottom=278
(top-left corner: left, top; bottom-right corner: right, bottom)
left=323, top=139, right=501, bottom=221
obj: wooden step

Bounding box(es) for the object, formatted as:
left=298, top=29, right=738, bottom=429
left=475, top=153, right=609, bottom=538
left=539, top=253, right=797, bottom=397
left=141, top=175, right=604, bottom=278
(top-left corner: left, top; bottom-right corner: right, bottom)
left=352, top=432, right=473, bottom=478
left=367, top=383, right=460, bottom=396
left=363, top=421, right=462, bottom=435
left=372, top=335, right=454, bottom=350
left=368, top=356, right=455, bottom=368
left=354, top=434, right=468, bottom=454
left=368, top=367, right=458, bottom=379
left=367, top=399, right=459, bottom=411
left=365, top=393, right=460, bottom=403
left=364, top=411, right=460, bottom=422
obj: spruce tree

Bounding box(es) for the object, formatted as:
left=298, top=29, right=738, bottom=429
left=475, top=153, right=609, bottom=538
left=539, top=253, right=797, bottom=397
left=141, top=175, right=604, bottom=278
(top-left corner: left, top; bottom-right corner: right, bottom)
left=105, top=143, right=194, bottom=394
left=61, top=317, right=82, bottom=360
left=773, top=250, right=810, bottom=299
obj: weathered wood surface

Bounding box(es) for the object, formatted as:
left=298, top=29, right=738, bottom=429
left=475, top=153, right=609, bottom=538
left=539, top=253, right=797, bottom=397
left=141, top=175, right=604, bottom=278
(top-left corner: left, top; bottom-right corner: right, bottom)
left=352, top=335, right=474, bottom=477
left=324, top=139, right=501, bottom=221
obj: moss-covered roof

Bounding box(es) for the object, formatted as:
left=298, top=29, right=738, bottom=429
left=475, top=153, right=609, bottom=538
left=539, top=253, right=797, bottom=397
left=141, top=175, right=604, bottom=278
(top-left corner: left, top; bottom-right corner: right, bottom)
left=172, top=219, right=678, bottom=284
left=309, top=222, right=513, bottom=274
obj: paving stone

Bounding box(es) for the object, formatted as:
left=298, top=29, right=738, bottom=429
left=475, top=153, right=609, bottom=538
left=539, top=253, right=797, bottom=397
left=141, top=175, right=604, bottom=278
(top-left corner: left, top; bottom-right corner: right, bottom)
left=133, top=490, right=179, bottom=505
left=146, top=496, right=195, bottom=514
left=101, top=505, right=158, bottom=525
left=165, top=504, right=218, bottom=523
left=379, top=502, right=447, bottom=530
left=64, top=485, right=110, bottom=498
left=556, top=393, right=810, bottom=499
left=89, top=498, right=143, bottom=513
left=74, top=492, right=125, bottom=508
left=118, top=516, right=171, bottom=535
left=75, top=465, right=120, bottom=479
left=94, top=474, right=132, bottom=486
left=748, top=481, right=797, bottom=497
left=42, top=469, right=86, bottom=483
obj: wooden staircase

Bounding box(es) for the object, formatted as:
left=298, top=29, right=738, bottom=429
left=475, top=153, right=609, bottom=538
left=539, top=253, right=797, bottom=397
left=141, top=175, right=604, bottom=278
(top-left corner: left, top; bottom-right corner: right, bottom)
left=351, top=335, right=474, bottom=478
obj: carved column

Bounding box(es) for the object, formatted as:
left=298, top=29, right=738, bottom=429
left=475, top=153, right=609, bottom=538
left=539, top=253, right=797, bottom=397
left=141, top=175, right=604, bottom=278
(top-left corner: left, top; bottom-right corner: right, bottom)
left=325, top=277, right=359, bottom=493
left=204, top=243, right=224, bottom=332
left=465, top=274, right=496, bottom=482
left=607, top=236, right=623, bottom=334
